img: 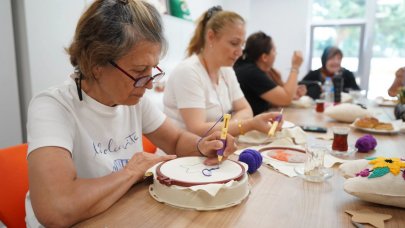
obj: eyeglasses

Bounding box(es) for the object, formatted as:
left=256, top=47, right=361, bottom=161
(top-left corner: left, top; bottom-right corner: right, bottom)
left=109, top=61, right=165, bottom=88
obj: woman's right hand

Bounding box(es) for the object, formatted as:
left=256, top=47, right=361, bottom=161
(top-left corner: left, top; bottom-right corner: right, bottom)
left=124, top=152, right=176, bottom=180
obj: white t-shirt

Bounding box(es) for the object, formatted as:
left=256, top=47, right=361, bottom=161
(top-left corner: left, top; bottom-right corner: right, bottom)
left=25, top=75, right=165, bottom=227
left=163, top=55, right=244, bottom=128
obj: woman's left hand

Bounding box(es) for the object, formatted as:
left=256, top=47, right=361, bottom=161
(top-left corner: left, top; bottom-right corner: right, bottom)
left=197, top=131, right=237, bottom=165
left=251, top=111, right=284, bottom=134
left=294, top=85, right=307, bottom=100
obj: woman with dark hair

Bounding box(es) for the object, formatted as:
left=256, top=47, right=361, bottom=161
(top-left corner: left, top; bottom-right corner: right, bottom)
left=301, top=46, right=360, bottom=99
left=233, top=31, right=303, bottom=115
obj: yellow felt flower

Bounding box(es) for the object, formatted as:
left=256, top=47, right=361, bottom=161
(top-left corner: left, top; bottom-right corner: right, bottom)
left=369, top=157, right=405, bottom=175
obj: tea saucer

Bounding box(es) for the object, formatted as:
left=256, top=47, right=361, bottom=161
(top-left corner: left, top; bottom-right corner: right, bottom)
left=328, top=145, right=357, bottom=156
left=294, top=166, right=333, bottom=183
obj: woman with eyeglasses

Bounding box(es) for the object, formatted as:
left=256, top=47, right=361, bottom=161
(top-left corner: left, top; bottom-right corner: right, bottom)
left=233, top=31, right=304, bottom=115
left=163, top=7, right=282, bottom=137
left=25, top=1, right=237, bottom=227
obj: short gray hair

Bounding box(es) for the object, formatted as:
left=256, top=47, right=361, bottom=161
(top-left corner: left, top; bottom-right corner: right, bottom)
left=67, top=0, right=167, bottom=79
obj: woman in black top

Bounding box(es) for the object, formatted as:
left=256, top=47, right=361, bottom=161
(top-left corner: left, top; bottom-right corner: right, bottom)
left=301, top=46, right=360, bottom=99
left=234, top=31, right=303, bottom=115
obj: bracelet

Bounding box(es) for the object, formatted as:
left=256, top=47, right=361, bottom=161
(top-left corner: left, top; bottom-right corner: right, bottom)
left=237, top=119, right=245, bottom=135
left=290, top=68, right=299, bottom=74
left=196, top=138, right=205, bottom=156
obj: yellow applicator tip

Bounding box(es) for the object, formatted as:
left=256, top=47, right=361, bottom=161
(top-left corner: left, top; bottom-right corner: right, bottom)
left=218, top=155, right=223, bottom=162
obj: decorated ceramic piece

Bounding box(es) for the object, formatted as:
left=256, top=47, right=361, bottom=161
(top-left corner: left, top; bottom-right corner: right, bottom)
left=156, top=157, right=245, bottom=187
left=149, top=157, right=250, bottom=210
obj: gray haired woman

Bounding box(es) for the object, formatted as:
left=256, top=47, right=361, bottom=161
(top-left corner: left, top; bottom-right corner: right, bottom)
left=26, top=1, right=236, bottom=227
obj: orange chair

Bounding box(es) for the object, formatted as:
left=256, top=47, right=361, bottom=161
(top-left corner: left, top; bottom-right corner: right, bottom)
left=142, top=135, right=157, bottom=153
left=0, top=144, right=29, bottom=228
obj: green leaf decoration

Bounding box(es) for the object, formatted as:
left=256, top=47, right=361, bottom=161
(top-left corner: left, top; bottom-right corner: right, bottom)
left=368, top=167, right=390, bottom=178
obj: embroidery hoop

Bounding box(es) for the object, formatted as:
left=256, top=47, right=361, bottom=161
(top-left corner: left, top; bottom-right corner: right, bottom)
left=156, top=157, right=245, bottom=187
left=259, top=146, right=306, bottom=163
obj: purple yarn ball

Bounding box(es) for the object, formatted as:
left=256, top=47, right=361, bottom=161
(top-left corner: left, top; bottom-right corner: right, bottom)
left=355, top=134, right=377, bottom=153
left=238, top=149, right=263, bottom=174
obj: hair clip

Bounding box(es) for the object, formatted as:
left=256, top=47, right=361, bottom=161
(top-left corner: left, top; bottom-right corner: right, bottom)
left=118, top=0, right=129, bottom=5
left=206, top=5, right=222, bottom=19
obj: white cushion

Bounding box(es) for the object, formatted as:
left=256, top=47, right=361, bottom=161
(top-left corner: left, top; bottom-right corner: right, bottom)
left=341, top=92, right=352, bottom=103
left=339, top=159, right=405, bottom=208
left=324, top=103, right=372, bottom=123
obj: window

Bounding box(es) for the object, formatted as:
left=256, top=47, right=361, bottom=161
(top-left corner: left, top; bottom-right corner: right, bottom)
left=310, top=24, right=364, bottom=73
left=312, top=0, right=366, bottom=21
left=368, top=0, right=405, bottom=98
left=309, top=0, right=405, bottom=98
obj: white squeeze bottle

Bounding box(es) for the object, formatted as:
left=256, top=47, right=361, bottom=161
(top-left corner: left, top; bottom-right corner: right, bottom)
left=323, top=77, right=334, bottom=105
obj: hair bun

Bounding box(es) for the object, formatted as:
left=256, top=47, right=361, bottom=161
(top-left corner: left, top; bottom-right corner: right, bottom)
left=118, top=0, right=129, bottom=5
left=206, top=5, right=222, bottom=19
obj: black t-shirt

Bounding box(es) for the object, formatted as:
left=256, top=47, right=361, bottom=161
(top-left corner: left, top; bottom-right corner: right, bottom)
left=301, top=68, right=360, bottom=99
left=234, top=62, right=277, bottom=115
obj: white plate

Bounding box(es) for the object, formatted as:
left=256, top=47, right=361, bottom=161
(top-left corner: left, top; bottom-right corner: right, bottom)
left=375, top=97, right=398, bottom=107
left=237, top=130, right=274, bottom=145
left=237, top=121, right=296, bottom=145
left=282, top=120, right=295, bottom=129
left=350, top=122, right=400, bottom=134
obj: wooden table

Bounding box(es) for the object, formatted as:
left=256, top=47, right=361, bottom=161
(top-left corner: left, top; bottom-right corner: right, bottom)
left=76, top=106, right=405, bottom=228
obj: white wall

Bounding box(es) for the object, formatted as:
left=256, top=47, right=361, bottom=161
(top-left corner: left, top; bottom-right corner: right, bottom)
left=248, top=0, right=311, bottom=81
left=11, top=0, right=87, bottom=141
left=222, top=0, right=251, bottom=22
left=0, top=0, right=23, bottom=148
left=24, top=0, right=86, bottom=95
left=2, top=0, right=311, bottom=146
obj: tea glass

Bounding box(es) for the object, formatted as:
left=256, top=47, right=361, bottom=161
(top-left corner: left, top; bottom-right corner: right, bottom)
left=315, top=99, right=324, bottom=113
left=331, top=126, right=350, bottom=152
left=304, top=144, right=327, bottom=181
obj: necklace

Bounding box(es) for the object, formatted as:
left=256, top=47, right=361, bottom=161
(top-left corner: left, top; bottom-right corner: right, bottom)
left=199, top=54, right=232, bottom=115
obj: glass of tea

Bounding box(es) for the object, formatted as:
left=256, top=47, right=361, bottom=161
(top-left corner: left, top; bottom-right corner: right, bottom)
left=315, top=99, right=324, bottom=113
left=332, top=126, right=350, bottom=152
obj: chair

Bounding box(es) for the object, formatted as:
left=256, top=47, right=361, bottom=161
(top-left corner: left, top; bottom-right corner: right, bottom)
left=0, top=144, right=28, bottom=228
left=142, top=135, right=157, bottom=153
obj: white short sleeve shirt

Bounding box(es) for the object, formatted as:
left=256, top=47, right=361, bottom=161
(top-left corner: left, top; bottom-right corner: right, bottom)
left=25, top=75, right=165, bottom=227
left=163, top=55, right=244, bottom=128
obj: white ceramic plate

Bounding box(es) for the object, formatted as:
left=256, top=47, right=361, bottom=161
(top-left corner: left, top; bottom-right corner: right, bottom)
left=350, top=123, right=400, bottom=134
left=375, top=97, right=398, bottom=107
left=237, top=121, right=296, bottom=145
left=282, top=120, right=295, bottom=129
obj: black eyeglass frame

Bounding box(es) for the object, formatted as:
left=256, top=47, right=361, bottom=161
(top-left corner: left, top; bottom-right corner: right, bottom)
left=109, top=61, right=165, bottom=88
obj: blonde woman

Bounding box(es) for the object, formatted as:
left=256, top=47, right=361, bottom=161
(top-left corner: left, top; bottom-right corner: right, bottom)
left=164, top=6, right=282, bottom=137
